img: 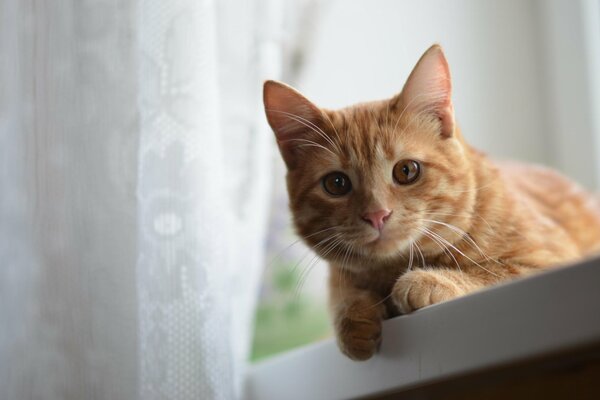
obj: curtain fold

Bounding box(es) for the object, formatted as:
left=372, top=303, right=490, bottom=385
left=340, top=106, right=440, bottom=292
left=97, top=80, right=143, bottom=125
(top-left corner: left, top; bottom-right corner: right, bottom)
left=0, top=0, right=280, bottom=398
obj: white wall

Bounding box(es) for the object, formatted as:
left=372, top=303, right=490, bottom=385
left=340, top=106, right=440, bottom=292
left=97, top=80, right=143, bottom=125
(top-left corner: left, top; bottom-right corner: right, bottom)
left=538, top=0, right=600, bottom=189
left=295, top=0, right=600, bottom=189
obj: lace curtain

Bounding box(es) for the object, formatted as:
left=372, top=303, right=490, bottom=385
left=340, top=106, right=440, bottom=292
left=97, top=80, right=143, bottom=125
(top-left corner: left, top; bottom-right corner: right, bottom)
left=0, top=0, right=281, bottom=398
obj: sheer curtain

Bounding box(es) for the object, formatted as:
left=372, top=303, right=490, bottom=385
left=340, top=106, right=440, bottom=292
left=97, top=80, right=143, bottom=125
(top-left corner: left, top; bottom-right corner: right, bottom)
left=0, top=0, right=281, bottom=398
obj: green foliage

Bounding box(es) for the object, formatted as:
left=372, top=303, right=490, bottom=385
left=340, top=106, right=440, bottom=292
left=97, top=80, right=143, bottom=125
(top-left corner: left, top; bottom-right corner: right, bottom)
left=250, top=262, right=331, bottom=362
left=251, top=300, right=330, bottom=362
left=273, top=264, right=297, bottom=292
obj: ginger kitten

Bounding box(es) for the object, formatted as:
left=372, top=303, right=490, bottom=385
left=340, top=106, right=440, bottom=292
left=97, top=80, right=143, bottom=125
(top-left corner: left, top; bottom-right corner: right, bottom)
left=263, top=45, right=600, bottom=361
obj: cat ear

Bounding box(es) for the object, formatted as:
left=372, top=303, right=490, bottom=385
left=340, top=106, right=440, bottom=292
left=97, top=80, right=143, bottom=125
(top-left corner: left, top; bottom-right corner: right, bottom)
left=263, top=80, right=324, bottom=169
left=398, top=44, right=454, bottom=138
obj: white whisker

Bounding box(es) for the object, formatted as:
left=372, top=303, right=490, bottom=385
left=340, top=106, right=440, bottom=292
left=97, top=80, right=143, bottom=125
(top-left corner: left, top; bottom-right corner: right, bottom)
left=419, top=227, right=462, bottom=274
left=288, top=138, right=338, bottom=157
left=268, top=109, right=342, bottom=154
left=413, top=239, right=426, bottom=268
left=294, top=236, right=344, bottom=300
left=422, top=218, right=503, bottom=266
left=421, top=226, right=501, bottom=278
left=320, top=111, right=344, bottom=153
left=290, top=232, right=342, bottom=275
left=408, top=242, right=414, bottom=271
left=268, top=226, right=339, bottom=269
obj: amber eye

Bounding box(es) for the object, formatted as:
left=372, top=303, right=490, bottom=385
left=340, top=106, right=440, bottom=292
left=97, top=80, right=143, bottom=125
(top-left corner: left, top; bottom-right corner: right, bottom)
left=322, top=172, right=352, bottom=196
left=393, top=160, right=421, bottom=184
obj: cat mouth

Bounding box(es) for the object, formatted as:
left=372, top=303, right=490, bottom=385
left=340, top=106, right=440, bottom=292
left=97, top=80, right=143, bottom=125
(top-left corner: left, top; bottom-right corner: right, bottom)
left=366, top=231, right=386, bottom=243
left=365, top=225, right=399, bottom=242
left=364, top=230, right=398, bottom=247
left=361, top=227, right=414, bottom=255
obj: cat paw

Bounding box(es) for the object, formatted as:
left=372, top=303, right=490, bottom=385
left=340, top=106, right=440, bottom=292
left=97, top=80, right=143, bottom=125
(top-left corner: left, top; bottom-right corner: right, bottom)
left=392, top=269, right=463, bottom=314
left=334, top=306, right=383, bottom=361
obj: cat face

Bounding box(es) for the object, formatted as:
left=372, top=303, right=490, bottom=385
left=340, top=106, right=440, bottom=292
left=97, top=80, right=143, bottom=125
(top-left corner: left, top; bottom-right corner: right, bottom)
left=264, top=45, right=477, bottom=264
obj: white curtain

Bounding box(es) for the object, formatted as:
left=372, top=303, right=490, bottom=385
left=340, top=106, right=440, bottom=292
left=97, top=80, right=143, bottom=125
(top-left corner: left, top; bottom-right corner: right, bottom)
left=0, top=0, right=281, bottom=398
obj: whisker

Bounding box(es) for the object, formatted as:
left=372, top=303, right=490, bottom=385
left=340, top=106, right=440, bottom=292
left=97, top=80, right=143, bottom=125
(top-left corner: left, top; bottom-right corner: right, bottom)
left=268, top=109, right=342, bottom=154
left=268, top=226, right=339, bottom=270
left=295, top=237, right=345, bottom=299
left=290, top=232, right=342, bottom=275
left=338, top=242, right=355, bottom=306
left=288, top=138, right=338, bottom=157
left=413, top=239, right=426, bottom=268
left=421, top=226, right=501, bottom=278
left=293, top=254, right=321, bottom=301
left=422, top=219, right=503, bottom=266
left=441, top=181, right=497, bottom=194
left=420, top=210, right=496, bottom=233
left=419, top=227, right=462, bottom=274
left=408, top=242, right=414, bottom=271
left=360, top=240, right=420, bottom=313
left=294, top=235, right=342, bottom=294
left=320, top=111, right=344, bottom=153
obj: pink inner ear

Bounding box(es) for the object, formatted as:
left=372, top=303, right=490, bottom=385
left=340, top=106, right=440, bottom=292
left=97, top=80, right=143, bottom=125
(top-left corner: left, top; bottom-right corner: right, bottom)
left=401, top=45, right=455, bottom=137
left=263, top=80, right=324, bottom=168
left=264, top=80, right=323, bottom=140
left=268, top=105, right=321, bottom=141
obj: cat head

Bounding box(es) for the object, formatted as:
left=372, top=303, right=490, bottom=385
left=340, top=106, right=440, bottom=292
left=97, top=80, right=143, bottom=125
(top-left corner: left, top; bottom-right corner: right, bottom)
left=264, top=45, right=477, bottom=265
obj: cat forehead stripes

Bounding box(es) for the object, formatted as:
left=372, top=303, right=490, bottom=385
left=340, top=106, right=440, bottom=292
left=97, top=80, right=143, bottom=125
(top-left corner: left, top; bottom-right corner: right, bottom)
left=324, top=106, right=400, bottom=169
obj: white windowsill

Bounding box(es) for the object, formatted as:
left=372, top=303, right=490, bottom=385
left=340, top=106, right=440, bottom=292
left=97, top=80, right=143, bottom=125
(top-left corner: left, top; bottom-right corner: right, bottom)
left=245, top=255, right=600, bottom=400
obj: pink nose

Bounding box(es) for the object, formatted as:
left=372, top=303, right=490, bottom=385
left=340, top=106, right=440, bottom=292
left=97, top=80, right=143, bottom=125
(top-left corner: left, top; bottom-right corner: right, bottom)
left=361, top=209, right=392, bottom=231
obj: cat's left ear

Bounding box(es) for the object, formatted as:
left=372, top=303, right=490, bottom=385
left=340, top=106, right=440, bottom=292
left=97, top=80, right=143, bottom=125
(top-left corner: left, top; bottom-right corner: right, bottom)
left=263, top=80, right=325, bottom=169
left=397, top=44, right=455, bottom=138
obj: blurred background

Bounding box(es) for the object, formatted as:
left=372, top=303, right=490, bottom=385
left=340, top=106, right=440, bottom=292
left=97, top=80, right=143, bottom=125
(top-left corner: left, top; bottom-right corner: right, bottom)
left=1, top=0, right=599, bottom=398
left=253, top=0, right=600, bottom=362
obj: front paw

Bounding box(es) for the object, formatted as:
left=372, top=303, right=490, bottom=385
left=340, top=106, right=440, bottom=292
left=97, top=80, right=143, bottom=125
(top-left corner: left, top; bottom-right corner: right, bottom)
left=334, top=306, right=383, bottom=361
left=392, top=269, right=463, bottom=314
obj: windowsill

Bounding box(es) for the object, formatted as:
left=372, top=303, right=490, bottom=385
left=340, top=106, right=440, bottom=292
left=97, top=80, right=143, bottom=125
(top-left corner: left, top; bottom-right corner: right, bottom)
left=246, top=255, right=600, bottom=399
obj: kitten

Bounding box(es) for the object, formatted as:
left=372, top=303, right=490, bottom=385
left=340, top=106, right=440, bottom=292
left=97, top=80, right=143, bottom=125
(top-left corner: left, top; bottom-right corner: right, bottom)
left=263, top=45, right=600, bottom=361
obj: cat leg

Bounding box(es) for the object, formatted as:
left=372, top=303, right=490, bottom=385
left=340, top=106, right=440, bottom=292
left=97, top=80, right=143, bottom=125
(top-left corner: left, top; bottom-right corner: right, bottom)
left=329, top=267, right=387, bottom=360
left=391, top=268, right=486, bottom=314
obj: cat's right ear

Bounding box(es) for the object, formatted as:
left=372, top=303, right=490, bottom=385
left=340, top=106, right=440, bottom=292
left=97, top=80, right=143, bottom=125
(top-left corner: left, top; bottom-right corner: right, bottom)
left=263, top=80, right=324, bottom=169
left=394, top=44, right=455, bottom=138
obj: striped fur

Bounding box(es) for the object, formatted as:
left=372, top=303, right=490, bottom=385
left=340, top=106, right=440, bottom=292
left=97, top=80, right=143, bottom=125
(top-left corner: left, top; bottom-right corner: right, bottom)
left=264, top=45, right=600, bottom=360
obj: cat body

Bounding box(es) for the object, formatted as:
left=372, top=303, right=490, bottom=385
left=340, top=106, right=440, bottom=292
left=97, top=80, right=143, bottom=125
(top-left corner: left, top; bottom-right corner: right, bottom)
left=264, top=45, right=600, bottom=360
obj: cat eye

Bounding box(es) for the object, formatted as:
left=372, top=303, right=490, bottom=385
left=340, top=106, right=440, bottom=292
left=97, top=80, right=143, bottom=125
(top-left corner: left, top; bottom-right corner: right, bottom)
left=322, top=172, right=352, bottom=196
left=393, top=160, right=421, bottom=185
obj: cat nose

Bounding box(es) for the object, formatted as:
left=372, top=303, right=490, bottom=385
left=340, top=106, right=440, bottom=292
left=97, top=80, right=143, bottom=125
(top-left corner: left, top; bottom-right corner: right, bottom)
left=361, top=209, right=392, bottom=231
